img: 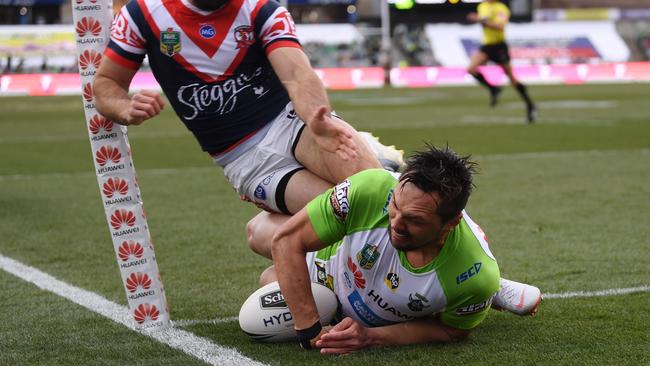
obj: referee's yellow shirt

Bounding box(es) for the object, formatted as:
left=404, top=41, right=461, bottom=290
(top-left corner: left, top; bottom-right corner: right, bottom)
left=477, top=1, right=510, bottom=45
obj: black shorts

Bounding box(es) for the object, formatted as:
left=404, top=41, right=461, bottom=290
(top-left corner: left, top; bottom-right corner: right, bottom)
left=480, top=42, right=511, bottom=65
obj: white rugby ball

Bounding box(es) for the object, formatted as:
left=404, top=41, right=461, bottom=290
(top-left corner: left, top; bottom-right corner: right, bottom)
left=238, top=281, right=338, bottom=342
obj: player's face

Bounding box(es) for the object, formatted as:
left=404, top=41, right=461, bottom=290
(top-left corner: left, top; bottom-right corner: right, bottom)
left=388, top=182, right=446, bottom=251
left=190, top=0, right=229, bottom=11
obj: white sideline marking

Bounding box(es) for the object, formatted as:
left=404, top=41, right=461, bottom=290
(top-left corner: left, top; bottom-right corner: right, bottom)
left=543, top=285, right=650, bottom=299
left=1, top=148, right=648, bottom=182
left=0, top=254, right=266, bottom=366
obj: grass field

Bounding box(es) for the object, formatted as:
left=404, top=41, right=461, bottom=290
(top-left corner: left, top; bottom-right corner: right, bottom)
left=1, top=83, right=649, bottom=365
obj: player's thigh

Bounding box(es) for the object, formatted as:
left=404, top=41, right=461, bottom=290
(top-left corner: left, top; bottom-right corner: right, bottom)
left=283, top=169, right=333, bottom=214
left=247, top=211, right=292, bottom=259
left=294, top=118, right=379, bottom=184
left=468, top=51, right=488, bottom=72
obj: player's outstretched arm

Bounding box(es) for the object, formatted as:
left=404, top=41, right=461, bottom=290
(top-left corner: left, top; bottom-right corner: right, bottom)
left=268, top=47, right=357, bottom=161
left=94, top=57, right=164, bottom=126
left=271, top=208, right=331, bottom=347
left=316, top=316, right=470, bottom=355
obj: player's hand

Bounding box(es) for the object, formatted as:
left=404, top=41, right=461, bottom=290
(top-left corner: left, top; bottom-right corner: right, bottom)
left=309, top=106, right=358, bottom=161
left=467, top=12, right=479, bottom=22
left=315, top=317, right=371, bottom=354
left=122, top=90, right=164, bottom=125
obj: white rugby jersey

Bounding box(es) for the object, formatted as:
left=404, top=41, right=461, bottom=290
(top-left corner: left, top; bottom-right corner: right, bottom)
left=306, top=169, right=500, bottom=330
left=106, top=0, right=301, bottom=153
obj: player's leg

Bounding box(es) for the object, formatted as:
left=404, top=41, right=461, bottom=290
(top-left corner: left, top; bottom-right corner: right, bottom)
left=247, top=211, right=292, bottom=259
left=259, top=265, right=278, bottom=287
left=293, top=117, right=381, bottom=185
left=467, top=49, right=501, bottom=106
left=500, top=62, right=537, bottom=123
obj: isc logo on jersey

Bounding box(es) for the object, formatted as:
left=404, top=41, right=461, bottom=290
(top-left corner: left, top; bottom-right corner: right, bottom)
left=330, top=179, right=351, bottom=221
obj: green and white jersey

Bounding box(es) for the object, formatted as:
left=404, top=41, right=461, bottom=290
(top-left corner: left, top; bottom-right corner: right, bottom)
left=305, top=169, right=500, bottom=330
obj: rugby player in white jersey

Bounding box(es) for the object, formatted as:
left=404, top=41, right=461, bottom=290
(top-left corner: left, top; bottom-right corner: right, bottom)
left=247, top=146, right=541, bottom=353
left=94, top=0, right=401, bottom=215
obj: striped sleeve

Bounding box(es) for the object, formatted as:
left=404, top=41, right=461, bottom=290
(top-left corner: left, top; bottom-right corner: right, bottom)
left=253, top=1, right=301, bottom=55
left=105, top=1, right=147, bottom=70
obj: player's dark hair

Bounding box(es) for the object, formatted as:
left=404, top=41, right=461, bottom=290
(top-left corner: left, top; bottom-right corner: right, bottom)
left=400, top=144, right=477, bottom=223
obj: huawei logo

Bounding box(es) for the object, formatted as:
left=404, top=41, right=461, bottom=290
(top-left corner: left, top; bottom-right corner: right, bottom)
left=79, top=50, right=102, bottom=70
left=346, top=257, right=366, bottom=289
left=88, top=114, right=113, bottom=135
left=75, top=17, right=102, bottom=37
left=118, top=240, right=144, bottom=261
left=126, top=272, right=152, bottom=293
left=110, top=208, right=136, bottom=230
left=95, top=145, right=121, bottom=166
left=134, top=303, right=159, bottom=324
left=102, top=177, right=128, bottom=198
left=83, top=83, right=93, bottom=102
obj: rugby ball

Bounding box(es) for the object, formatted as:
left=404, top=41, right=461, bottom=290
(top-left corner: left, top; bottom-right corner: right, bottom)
left=238, top=281, right=338, bottom=342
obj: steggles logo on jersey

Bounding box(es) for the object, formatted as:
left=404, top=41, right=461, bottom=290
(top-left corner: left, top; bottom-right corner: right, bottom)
left=95, top=145, right=122, bottom=166
left=407, top=292, right=430, bottom=312
left=102, top=177, right=129, bottom=198
left=330, top=179, right=351, bottom=221
left=126, top=272, right=152, bottom=293
left=79, top=50, right=102, bottom=70
left=88, top=114, right=113, bottom=135
left=385, top=272, right=399, bottom=292
left=199, top=24, right=216, bottom=39
left=347, top=257, right=366, bottom=289
left=110, top=209, right=136, bottom=230
left=356, top=244, right=380, bottom=270
left=118, top=240, right=144, bottom=261
left=234, top=25, right=254, bottom=48
left=134, top=303, right=159, bottom=324
left=160, top=28, right=181, bottom=57
left=75, top=17, right=102, bottom=37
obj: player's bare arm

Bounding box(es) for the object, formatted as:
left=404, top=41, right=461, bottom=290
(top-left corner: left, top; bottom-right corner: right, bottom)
left=271, top=209, right=329, bottom=339
left=316, top=316, right=470, bottom=354
left=94, top=57, right=164, bottom=126
left=268, top=47, right=357, bottom=161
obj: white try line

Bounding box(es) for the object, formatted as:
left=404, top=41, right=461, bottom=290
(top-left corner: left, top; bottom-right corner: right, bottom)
left=543, top=286, right=650, bottom=299
left=0, top=253, right=266, bottom=366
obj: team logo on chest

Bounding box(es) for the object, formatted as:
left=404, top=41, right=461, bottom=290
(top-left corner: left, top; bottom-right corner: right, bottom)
left=356, top=243, right=380, bottom=270
left=160, top=28, right=181, bottom=57
left=234, top=25, right=254, bottom=48
left=407, top=292, right=430, bottom=312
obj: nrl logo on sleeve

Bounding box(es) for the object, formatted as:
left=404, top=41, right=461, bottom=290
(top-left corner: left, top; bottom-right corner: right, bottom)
left=160, top=28, right=181, bottom=57
left=329, top=179, right=351, bottom=221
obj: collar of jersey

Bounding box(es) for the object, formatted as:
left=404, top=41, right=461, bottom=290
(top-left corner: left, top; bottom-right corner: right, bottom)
left=396, top=220, right=461, bottom=274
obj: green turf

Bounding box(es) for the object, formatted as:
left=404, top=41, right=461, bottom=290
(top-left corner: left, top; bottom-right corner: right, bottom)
left=1, top=83, right=649, bottom=365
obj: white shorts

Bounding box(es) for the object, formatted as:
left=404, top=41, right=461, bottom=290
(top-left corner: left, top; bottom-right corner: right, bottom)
left=217, top=103, right=306, bottom=214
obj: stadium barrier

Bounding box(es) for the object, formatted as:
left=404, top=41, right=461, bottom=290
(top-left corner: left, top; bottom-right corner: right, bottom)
left=2, top=62, right=650, bottom=96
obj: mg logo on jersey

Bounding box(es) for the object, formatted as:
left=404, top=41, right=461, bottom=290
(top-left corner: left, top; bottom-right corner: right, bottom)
left=126, top=272, right=152, bottom=293
left=134, top=303, right=159, bottom=324
left=456, top=262, right=482, bottom=285
left=110, top=209, right=136, bottom=230
left=160, top=28, right=181, bottom=57
left=356, top=244, right=380, bottom=270
left=95, top=145, right=121, bottom=166
left=118, top=240, right=143, bottom=261
left=79, top=50, right=102, bottom=70
left=199, top=24, right=216, bottom=39
left=75, top=17, right=101, bottom=37
left=102, top=177, right=128, bottom=198
left=88, top=115, right=113, bottom=135
left=234, top=25, right=254, bottom=48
